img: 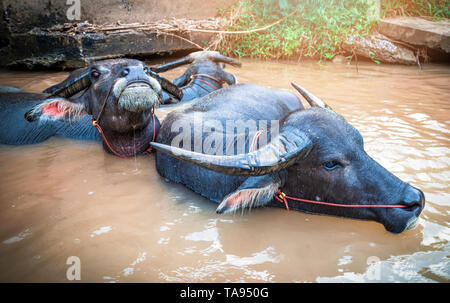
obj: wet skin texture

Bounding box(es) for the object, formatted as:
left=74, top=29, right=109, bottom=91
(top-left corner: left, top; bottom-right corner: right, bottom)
left=0, top=91, right=100, bottom=144
left=0, top=59, right=166, bottom=157
left=153, top=84, right=425, bottom=233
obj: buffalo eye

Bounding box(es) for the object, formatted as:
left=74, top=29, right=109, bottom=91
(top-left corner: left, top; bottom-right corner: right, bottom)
left=323, top=160, right=342, bottom=171
left=91, top=70, right=100, bottom=79
left=121, top=68, right=130, bottom=77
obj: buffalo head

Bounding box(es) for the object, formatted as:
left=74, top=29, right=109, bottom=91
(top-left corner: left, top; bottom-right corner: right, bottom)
left=151, top=51, right=242, bottom=73
left=151, top=83, right=425, bottom=233
left=25, top=58, right=181, bottom=156
left=151, top=51, right=242, bottom=104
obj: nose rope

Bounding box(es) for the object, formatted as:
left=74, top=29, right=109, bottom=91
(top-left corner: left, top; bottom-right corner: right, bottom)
left=249, top=131, right=407, bottom=210
left=274, top=190, right=408, bottom=211
left=90, top=78, right=157, bottom=158
left=91, top=78, right=118, bottom=127
left=92, top=78, right=154, bottom=128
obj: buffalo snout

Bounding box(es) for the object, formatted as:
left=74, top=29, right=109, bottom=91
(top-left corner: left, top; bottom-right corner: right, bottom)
left=112, top=66, right=162, bottom=114
left=380, top=185, right=425, bottom=234
left=399, top=186, right=425, bottom=222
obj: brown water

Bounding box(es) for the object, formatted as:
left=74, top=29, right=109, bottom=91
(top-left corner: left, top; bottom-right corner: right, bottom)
left=0, top=59, right=449, bottom=282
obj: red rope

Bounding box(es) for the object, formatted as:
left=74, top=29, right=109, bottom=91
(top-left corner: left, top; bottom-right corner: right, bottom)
left=194, top=78, right=219, bottom=91
left=192, top=73, right=223, bottom=84
left=274, top=190, right=407, bottom=211
left=92, top=112, right=156, bottom=159
left=248, top=132, right=406, bottom=210
left=191, top=73, right=223, bottom=91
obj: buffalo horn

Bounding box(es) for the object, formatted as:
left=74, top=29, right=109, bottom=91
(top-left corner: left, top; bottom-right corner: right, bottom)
left=291, top=82, right=333, bottom=110
left=210, top=53, right=242, bottom=67
left=43, top=67, right=91, bottom=98
left=146, top=69, right=183, bottom=100
left=151, top=127, right=311, bottom=176
left=149, top=56, right=193, bottom=73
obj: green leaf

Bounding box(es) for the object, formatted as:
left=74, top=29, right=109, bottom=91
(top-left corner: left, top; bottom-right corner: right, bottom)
left=278, top=0, right=290, bottom=10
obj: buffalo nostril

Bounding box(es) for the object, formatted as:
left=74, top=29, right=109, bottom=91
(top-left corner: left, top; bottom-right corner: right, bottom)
left=121, top=68, right=130, bottom=77
left=402, top=186, right=425, bottom=210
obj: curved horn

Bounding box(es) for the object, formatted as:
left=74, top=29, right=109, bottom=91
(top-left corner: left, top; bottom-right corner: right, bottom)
left=150, top=56, right=193, bottom=73
left=151, top=127, right=311, bottom=176
left=146, top=69, right=183, bottom=100
left=291, top=82, right=332, bottom=110
left=43, top=67, right=91, bottom=98
left=210, top=53, right=242, bottom=67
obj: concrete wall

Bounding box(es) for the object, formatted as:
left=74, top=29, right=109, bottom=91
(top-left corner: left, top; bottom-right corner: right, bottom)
left=1, top=0, right=234, bottom=32
left=0, top=0, right=235, bottom=69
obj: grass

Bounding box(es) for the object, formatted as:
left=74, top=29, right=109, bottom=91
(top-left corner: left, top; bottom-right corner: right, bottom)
left=217, top=0, right=449, bottom=61
left=381, top=0, right=450, bottom=20
left=218, top=0, right=376, bottom=60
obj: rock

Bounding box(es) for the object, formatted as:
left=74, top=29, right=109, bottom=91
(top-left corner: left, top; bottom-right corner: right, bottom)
left=7, top=29, right=83, bottom=69
left=1, top=0, right=235, bottom=33
left=4, top=28, right=216, bottom=69
left=380, top=17, right=450, bottom=54
left=0, top=0, right=235, bottom=69
left=332, top=55, right=349, bottom=64
left=343, top=33, right=417, bottom=65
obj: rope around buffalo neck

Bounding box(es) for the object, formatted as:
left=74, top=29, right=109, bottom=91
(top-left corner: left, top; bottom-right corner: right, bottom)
left=190, top=73, right=223, bottom=91
left=274, top=190, right=408, bottom=211
left=91, top=112, right=156, bottom=159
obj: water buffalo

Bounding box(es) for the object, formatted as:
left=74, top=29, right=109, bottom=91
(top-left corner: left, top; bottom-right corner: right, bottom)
left=0, top=85, right=23, bottom=93
left=151, top=51, right=241, bottom=104
left=151, top=83, right=425, bottom=233
left=0, top=58, right=181, bottom=157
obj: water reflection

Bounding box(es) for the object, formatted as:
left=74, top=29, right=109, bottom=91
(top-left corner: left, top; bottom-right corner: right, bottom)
left=160, top=246, right=283, bottom=282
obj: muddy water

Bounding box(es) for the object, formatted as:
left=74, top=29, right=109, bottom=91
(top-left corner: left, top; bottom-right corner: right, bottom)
left=0, top=59, right=449, bottom=282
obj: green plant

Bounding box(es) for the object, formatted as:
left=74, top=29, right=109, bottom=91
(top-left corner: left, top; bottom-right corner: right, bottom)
left=381, top=0, right=450, bottom=20
left=217, top=0, right=449, bottom=60
left=218, top=0, right=377, bottom=60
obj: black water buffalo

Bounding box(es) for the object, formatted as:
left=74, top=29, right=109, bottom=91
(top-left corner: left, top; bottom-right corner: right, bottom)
left=151, top=83, right=425, bottom=233
left=0, top=58, right=181, bottom=157
left=0, top=85, right=23, bottom=93
left=151, top=51, right=241, bottom=104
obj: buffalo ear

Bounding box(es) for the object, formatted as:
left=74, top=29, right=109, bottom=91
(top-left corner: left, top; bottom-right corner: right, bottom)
left=216, top=174, right=281, bottom=214
left=43, top=67, right=91, bottom=98
left=223, top=71, right=238, bottom=85
left=25, top=98, right=87, bottom=122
